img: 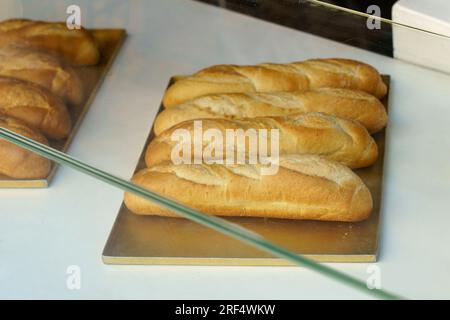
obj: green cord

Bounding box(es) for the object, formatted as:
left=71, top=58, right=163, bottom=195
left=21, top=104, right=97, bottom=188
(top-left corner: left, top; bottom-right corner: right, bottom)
left=306, top=0, right=450, bottom=40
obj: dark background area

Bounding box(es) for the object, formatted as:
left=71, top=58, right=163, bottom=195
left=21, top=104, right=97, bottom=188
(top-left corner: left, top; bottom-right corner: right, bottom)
left=194, top=0, right=398, bottom=56
left=323, top=0, right=397, bottom=18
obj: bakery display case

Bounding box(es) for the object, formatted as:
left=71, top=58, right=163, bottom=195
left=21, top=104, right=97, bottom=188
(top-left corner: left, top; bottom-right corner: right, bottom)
left=1, top=0, right=450, bottom=301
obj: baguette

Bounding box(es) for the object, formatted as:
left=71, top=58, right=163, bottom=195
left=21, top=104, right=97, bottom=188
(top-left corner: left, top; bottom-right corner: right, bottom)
left=162, top=58, right=387, bottom=107
left=155, top=89, right=388, bottom=135
left=0, top=115, right=51, bottom=179
left=0, top=19, right=100, bottom=66
left=124, top=154, right=373, bottom=222
left=0, top=76, right=71, bottom=139
left=146, top=113, right=378, bottom=169
left=0, top=44, right=84, bottom=105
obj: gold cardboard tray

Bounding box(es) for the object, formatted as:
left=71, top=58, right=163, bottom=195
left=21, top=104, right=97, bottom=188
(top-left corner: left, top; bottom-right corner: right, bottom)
left=103, top=76, right=390, bottom=265
left=0, top=29, right=126, bottom=188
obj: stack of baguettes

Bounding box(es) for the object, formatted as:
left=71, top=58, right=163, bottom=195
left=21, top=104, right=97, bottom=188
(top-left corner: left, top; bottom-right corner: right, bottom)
left=0, top=19, right=100, bottom=179
left=125, top=58, right=389, bottom=222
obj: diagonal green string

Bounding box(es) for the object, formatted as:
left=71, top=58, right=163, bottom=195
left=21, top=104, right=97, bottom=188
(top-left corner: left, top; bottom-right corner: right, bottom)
left=306, top=0, right=450, bottom=40
left=0, top=127, right=403, bottom=299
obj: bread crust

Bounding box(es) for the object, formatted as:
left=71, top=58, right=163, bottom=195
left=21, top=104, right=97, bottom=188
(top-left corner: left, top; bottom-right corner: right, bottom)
left=162, top=59, right=387, bottom=107
left=155, top=89, right=387, bottom=135
left=0, top=19, right=100, bottom=66
left=0, top=44, right=84, bottom=105
left=0, top=115, right=51, bottom=179
left=124, top=155, right=373, bottom=222
left=146, top=113, right=378, bottom=169
left=0, top=76, right=71, bottom=139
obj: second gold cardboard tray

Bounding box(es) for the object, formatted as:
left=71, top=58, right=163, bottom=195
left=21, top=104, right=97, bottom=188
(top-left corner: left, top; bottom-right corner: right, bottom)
left=0, top=29, right=126, bottom=188
left=103, top=76, right=390, bottom=265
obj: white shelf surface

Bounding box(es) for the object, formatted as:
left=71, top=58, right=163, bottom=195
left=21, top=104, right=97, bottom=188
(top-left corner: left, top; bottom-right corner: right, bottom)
left=1, top=0, right=450, bottom=299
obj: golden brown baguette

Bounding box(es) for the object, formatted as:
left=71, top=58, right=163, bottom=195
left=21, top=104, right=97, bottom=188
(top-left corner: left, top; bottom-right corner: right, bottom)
left=0, top=19, right=100, bottom=66
left=155, top=89, right=388, bottom=135
left=146, top=113, right=378, bottom=169
left=0, top=115, right=51, bottom=179
left=0, top=76, right=71, bottom=139
left=0, top=44, right=84, bottom=105
left=124, top=154, right=373, bottom=222
left=162, top=58, right=387, bottom=107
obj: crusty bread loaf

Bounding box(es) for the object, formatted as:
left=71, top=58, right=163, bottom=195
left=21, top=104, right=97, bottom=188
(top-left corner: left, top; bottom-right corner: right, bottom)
left=0, top=115, right=51, bottom=179
left=155, top=89, right=388, bottom=135
left=146, top=113, right=378, bottom=169
left=124, top=154, right=373, bottom=222
left=0, top=76, right=71, bottom=139
left=0, top=44, right=84, bottom=105
left=0, top=19, right=100, bottom=66
left=162, top=58, right=387, bottom=107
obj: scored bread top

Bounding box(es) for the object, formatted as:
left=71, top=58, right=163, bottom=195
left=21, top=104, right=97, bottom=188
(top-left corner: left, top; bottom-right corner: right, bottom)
left=156, top=88, right=387, bottom=135
left=147, top=154, right=359, bottom=186
left=0, top=44, right=84, bottom=105
left=0, top=76, right=71, bottom=139
left=125, top=154, right=373, bottom=221
left=147, top=112, right=378, bottom=169
left=163, top=58, right=387, bottom=107
left=0, top=19, right=100, bottom=66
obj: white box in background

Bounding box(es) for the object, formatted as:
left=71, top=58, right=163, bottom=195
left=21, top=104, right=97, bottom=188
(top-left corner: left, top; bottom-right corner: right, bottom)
left=392, top=0, right=450, bottom=74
